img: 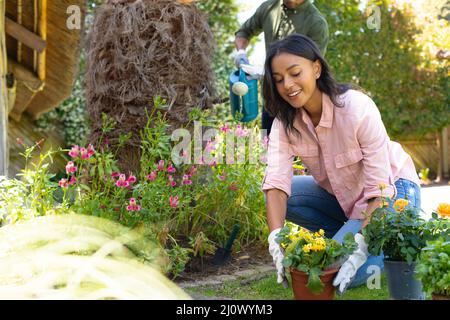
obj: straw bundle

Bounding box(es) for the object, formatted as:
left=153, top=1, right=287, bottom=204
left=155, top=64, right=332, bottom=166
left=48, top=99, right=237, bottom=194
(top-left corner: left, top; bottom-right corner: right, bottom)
left=85, top=0, right=215, bottom=172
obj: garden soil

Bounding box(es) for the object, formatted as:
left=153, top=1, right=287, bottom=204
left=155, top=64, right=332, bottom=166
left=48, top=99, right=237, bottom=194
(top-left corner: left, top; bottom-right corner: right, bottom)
left=174, top=242, right=273, bottom=285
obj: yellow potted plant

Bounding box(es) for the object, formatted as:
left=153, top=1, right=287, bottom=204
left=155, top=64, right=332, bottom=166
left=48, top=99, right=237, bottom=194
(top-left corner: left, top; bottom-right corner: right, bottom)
left=277, top=223, right=357, bottom=300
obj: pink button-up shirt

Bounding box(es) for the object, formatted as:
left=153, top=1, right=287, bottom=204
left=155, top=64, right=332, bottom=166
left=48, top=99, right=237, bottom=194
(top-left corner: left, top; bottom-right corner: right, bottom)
left=262, top=90, right=420, bottom=220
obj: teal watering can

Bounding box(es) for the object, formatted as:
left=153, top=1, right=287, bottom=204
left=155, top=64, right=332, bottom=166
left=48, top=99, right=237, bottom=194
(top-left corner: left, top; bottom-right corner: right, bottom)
left=229, top=67, right=258, bottom=122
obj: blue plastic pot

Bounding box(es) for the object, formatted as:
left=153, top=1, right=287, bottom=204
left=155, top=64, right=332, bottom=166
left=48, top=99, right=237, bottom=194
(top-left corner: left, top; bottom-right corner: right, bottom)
left=384, top=260, right=425, bottom=300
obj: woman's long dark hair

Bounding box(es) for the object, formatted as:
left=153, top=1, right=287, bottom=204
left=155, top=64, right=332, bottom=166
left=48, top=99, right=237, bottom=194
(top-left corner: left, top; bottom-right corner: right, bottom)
left=263, top=33, right=351, bottom=137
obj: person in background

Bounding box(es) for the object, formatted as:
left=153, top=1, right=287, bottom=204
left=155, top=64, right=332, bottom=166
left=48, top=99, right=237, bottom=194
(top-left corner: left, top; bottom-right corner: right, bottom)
left=234, top=0, right=329, bottom=136
left=261, top=34, right=421, bottom=293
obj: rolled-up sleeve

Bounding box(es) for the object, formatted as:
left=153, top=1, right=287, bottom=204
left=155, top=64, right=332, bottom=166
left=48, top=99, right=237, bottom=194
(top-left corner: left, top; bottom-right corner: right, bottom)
left=350, top=99, right=396, bottom=218
left=261, top=119, right=294, bottom=197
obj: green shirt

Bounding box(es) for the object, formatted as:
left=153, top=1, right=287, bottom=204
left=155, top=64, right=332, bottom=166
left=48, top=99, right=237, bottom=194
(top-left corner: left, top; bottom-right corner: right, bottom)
left=235, top=0, right=329, bottom=55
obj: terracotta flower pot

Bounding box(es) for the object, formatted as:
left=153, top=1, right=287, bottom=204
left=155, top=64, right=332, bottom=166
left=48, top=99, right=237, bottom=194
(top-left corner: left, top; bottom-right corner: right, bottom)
left=289, top=268, right=338, bottom=300
left=432, top=293, right=450, bottom=300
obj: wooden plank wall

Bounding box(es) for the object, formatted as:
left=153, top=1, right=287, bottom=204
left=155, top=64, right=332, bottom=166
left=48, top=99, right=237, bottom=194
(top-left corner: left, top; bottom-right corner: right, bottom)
left=399, top=125, right=450, bottom=178
left=8, top=113, right=66, bottom=178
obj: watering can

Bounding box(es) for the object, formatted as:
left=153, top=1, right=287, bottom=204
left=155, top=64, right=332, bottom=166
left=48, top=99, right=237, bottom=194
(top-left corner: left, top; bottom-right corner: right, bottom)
left=229, top=66, right=259, bottom=122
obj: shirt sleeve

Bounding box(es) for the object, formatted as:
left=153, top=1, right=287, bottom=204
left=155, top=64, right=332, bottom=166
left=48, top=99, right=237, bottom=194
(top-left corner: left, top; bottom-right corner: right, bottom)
left=350, top=98, right=396, bottom=218
left=307, top=17, right=329, bottom=56
left=261, top=119, right=294, bottom=197
left=235, top=5, right=264, bottom=40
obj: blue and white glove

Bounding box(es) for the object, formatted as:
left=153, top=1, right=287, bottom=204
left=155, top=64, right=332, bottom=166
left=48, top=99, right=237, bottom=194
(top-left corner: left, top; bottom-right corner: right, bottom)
left=234, top=49, right=250, bottom=68
left=268, top=228, right=288, bottom=287
left=332, top=233, right=368, bottom=294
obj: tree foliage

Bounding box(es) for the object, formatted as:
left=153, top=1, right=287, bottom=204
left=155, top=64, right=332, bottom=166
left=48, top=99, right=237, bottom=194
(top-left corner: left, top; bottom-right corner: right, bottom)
left=315, top=0, right=449, bottom=139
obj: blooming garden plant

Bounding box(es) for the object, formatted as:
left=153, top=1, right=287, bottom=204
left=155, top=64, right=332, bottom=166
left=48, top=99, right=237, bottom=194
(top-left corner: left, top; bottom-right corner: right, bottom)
left=363, top=195, right=449, bottom=264
left=1, top=98, right=272, bottom=278
left=276, top=222, right=357, bottom=294
left=415, top=203, right=450, bottom=297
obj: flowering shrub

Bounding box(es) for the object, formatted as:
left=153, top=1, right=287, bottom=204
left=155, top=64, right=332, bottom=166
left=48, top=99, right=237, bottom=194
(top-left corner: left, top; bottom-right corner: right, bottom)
left=3, top=100, right=270, bottom=277
left=277, top=223, right=357, bottom=294
left=363, top=197, right=449, bottom=264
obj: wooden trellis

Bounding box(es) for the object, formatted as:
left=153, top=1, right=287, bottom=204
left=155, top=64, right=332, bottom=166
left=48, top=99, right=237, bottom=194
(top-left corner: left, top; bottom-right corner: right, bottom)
left=0, top=0, right=47, bottom=176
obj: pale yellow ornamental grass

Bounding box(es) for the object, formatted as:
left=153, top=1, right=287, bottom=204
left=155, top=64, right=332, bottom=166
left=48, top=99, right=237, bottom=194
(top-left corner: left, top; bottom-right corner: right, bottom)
left=0, top=214, right=191, bottom=300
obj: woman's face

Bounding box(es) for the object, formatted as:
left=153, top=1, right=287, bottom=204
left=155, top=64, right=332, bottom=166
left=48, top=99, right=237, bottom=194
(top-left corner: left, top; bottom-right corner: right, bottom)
left=271, top=52, right=321, bottom=109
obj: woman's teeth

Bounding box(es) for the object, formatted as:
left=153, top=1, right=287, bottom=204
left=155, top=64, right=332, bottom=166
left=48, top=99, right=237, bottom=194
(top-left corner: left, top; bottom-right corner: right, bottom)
left=288, top=90, right=301, bottom=97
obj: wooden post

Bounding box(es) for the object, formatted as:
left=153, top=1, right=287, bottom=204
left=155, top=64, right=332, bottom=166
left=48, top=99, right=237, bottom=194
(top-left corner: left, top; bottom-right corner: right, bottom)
left=0, top=0, right=9, bottom=176
left=442, top=126, right=449, bottom=179
left=38, top=0, right=47, bottom=81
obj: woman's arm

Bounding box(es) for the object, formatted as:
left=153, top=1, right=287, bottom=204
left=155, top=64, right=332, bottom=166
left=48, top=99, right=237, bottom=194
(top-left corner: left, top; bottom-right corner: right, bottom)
left=361, top=197, right=382, bottom=228
left=265, top=188, right=288, bottom=232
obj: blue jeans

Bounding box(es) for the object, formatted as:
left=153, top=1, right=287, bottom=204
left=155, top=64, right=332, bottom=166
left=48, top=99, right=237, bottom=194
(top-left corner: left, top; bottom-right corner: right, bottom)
left=286, top=176, right=421, bottom=288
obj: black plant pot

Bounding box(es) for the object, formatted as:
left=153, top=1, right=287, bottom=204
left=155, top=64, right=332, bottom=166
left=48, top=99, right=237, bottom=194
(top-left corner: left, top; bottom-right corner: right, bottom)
left=384, top=260, right=424, bottom=300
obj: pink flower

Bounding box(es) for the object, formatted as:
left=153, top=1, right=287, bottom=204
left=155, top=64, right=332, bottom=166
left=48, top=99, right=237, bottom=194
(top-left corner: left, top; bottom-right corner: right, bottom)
left=235, top=124, right=248, bottom=137
left=111, top=171, right=120, bottom=179
left=219, top=173, right=226, bottom=181
left=115, top=174, right=130, bottom=188
left=187, top=166, right=197, bottom=177
left=79, top=147, right=88, bottom=160
left=229, top=183, right=238, bottom=191
left=169, top=196, right=179, bottom=208
left=68, top=145, right=80, bottom=159
left=220, top=124, right=231, bottom=133
left=58, top=178, right=68, bottom=189
left=16, top=137, right=25, bottom=146
left=168, top=175, right=177, bottom=187
left=127, top=174, right=137, bottom=184
left=147, top=171, right=157, bottom=181
left=87, top=144, right=95, bottom=157
left=78, top=144, right=95, bottom=160
left=157, top=160, right=165, bottom=171
left=182, top=174, right=192, bottom=185
left=65, top=161, right=77, bottom=174
left=167, top=164, right=176, bottom=173
left=69, top=176, right=77, bottom=185
left=126, top=198, right=141, bottom=212
left=208, top=160, right=217, bottom=167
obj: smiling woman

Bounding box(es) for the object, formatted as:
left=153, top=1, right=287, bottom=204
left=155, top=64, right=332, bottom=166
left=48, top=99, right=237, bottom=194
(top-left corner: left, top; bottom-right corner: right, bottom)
left=261, top=33, right=422, bottom=295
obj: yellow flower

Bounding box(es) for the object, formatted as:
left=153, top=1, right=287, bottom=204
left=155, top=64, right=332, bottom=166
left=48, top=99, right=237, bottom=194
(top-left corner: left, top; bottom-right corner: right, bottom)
left=380, top=199, right=389, bottom=208
left=314, top=229, right=325, bottom=237
left=437, top=203, right=450, bottom=218
left=293, top=164, right=305, bottom=170
left=302, top=243, right=312, bottom=253
left=378, top=183, right=386, bottom=191
left=393, top=199, right=408, bottom=212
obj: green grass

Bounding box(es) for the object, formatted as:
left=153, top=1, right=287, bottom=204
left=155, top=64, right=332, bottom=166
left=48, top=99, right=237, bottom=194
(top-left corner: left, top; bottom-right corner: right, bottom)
left=185, top=273, right=391, bottom=300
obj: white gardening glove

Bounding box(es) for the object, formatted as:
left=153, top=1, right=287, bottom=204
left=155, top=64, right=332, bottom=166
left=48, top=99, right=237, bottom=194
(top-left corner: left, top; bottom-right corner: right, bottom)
left=234, top=49, right=250, bottom=68
left=332, top=233, right=368, bottom=294
left=268, top=228, right=287, bottom=286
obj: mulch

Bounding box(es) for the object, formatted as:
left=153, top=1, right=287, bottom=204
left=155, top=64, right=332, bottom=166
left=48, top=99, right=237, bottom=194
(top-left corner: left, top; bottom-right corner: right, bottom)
left=174, top=242, right=273, bottom=284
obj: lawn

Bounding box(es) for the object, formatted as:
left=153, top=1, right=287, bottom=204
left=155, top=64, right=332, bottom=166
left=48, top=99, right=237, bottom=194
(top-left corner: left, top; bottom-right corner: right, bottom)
left=185, top=273, right=392, bottom=300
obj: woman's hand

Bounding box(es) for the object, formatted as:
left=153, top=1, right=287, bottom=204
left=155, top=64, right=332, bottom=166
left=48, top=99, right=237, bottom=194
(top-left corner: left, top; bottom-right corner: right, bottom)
left=361, top=198, right=382, bottom=228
